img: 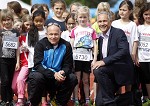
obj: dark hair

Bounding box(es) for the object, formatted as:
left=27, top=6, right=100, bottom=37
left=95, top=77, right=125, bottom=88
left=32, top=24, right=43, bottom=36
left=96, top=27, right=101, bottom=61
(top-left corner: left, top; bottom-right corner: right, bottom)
left=28, top=24, right=39, bottom=47
left=65, top=13, right=76, bottom=23
left=32, top=10, right=46, bottom=21
left=21, top=8, right=29, bottom=15
left=21, top=15, right=32, bottom=33
left=134, top=0, right=147, bottom=8
left=119, top=0, right=134, bottom=21
left=28, top=10, right=45, bottom=47
left=51, top=0, right=66, bottom=9
left=7, top=1, right=22, bottom=17
left=31, top=4, right=44, bottom=14
left=41, top=4, right=49, bottom=11
left=138, top=2, right=150, bottom=25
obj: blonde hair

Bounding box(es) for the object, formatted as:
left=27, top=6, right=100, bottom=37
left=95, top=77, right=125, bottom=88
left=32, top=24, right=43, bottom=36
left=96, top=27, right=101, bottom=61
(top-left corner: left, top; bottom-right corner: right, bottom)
left=69, top=2, right=82, bottom=12
left=96, top=2, right=110, bottom=16
left=76, top=6, right=90, bottom=20
left=1, top=9, right=14, bottom=22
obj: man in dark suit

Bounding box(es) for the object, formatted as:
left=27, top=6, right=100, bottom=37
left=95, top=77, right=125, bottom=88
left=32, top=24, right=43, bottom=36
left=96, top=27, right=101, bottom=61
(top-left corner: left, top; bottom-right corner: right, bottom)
left=92, top=11, right=134, bottom=106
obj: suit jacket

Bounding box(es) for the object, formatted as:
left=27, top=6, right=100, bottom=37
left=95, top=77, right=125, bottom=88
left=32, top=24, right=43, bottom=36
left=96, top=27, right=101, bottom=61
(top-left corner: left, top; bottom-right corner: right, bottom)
left=97, top=26, right=134, bottom=85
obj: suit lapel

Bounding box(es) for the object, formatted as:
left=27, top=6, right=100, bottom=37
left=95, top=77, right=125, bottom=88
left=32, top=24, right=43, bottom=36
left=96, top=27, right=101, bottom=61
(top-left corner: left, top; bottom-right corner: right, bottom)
left=98, top=36, right=103, bottom=59
left=107, top=27, right=113, bottom=55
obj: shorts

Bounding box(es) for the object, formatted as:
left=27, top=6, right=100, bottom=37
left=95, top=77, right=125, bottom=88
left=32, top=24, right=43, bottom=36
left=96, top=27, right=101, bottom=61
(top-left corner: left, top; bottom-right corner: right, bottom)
left=139, top=62, right=150, bottom=83
left=74, top=60, right=91, bottom=73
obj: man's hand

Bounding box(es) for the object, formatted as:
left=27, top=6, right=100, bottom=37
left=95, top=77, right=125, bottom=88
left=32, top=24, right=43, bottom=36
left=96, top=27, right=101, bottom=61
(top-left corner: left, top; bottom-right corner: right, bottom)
left=54, top=70, right=66, bottom=82
left=91, top=60, right=105, bottom=70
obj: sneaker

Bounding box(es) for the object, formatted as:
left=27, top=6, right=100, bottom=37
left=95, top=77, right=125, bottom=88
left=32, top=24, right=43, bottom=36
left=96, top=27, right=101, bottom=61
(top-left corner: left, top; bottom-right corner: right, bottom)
left=16, top=102, right=24, bottom=106
left=41, top=101, right=50, bottom=106
left=25, top=101, right=32, bottom=106
left=74, top=101, right=79, bottom=106
left=93, top=101, right=95, bottom=106
left=0, top=101, right=6, bottom=106
left=142, top=98, right=150, bottom=106
left=7, top=101, right=16, bottom=106
left=50, top=98, right=61, bottom=106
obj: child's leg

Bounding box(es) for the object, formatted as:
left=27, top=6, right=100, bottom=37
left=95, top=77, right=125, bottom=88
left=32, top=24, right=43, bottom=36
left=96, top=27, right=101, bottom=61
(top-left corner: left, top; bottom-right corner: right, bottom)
left=82, top=72, right=90, bottom=104
left=125, top=85, right=132, bottom=92
left=74, top=71, right=81, bottom=103
left=12, top=70, right=20, bottom=96
left=1, top=59, right=16, bottom=103
left=41, top=90, right=48, bottom=106
left=17, top=66, right=29, bottom=103
left=93, top=82, right=97, bottom=101
left=146, top=84, right=150, bottom=99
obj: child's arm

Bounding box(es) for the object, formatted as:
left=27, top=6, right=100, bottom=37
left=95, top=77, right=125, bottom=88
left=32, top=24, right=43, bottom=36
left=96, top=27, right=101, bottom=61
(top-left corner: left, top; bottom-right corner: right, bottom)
left=15, top=40, right=20, bottom=71
left=131, top=41, right=138, bottom=63
left=70, top=38, right=75, bottom=49
left=91, top=40, right=98, bottom=66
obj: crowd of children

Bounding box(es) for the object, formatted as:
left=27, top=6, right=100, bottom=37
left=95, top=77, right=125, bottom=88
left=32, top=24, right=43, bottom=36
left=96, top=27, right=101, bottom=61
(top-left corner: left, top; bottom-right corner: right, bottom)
left=0, top=0, right=150, bottom=106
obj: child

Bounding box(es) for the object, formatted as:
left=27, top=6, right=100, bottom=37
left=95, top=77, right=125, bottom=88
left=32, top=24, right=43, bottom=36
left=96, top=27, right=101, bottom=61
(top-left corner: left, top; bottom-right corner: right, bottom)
left=7, top=1, right=22, bottom=20
left=21, top=8, right=30, bottom=16
left=21, top=15, right=32, bottom=35
left=137, top=2, right=150, bottom=103
left=112, top=0, right=139, bottom=93
left=27, top=9, right=46, bottom=75
left=92, top=2, right=110, bottom=35
left=27, top=10, right=47, bottom=106
left=69, top=2, right=82, bottom=14
left=12, top=27, right=29, bottom=106
left=0, top=9, right=20, bottom=106
left=45, top=0, right=67, bottom=31
left=13, top=19, right=23, bottom=33
left=30, top=4, right=44, bottom=16
left=41, top=4, right=50, bottom=20
left=70, top=6, right=97, bottom=106
left=62, top=10, right=70, bottom=20
left=61, top=13, right=76, bottom=42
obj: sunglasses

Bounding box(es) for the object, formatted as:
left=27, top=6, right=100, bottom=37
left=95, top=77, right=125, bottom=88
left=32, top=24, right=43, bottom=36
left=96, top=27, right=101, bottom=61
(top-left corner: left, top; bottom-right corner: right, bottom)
left=47, top=22, right=61, bottom=29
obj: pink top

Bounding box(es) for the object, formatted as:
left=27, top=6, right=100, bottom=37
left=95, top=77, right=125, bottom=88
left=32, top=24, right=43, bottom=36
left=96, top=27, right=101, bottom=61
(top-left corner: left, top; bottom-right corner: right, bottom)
left=71, top=26, right=97, bottom=48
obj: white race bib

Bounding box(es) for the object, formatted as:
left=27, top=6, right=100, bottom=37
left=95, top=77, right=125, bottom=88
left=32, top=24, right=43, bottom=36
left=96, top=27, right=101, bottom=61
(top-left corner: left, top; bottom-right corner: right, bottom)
left=3, top=36, right=18, bottom=49
left=73, top=48, right=92, bottom=61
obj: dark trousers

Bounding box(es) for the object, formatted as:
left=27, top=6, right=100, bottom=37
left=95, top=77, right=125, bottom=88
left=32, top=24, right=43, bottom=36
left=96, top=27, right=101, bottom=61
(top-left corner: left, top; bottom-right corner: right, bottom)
left=0, top=58, right=16, bottom=102
left=27, top=71, right=78, bottom=106
left=94, top=66, right=119, bottom=106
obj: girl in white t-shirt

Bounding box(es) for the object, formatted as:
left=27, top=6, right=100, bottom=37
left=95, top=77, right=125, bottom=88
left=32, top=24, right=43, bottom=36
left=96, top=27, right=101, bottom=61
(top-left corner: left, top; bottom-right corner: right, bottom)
left=27, top=9, right=47, bottom=106
left=61, top=13, right=76, bottom=42
left=111, top=0, right=139, bottom=93
left=70, top=6, right=97, bottom=106
left=137, top=2, right=150, bottom=102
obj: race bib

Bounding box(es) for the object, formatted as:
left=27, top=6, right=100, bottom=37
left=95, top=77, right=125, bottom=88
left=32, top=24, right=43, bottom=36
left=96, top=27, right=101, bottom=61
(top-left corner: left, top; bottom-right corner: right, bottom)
left=73, top=48, right=92, bottom=61
left=139, top=41, right=150, bottom=48
left=3, top=36, right=18, bottom=49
